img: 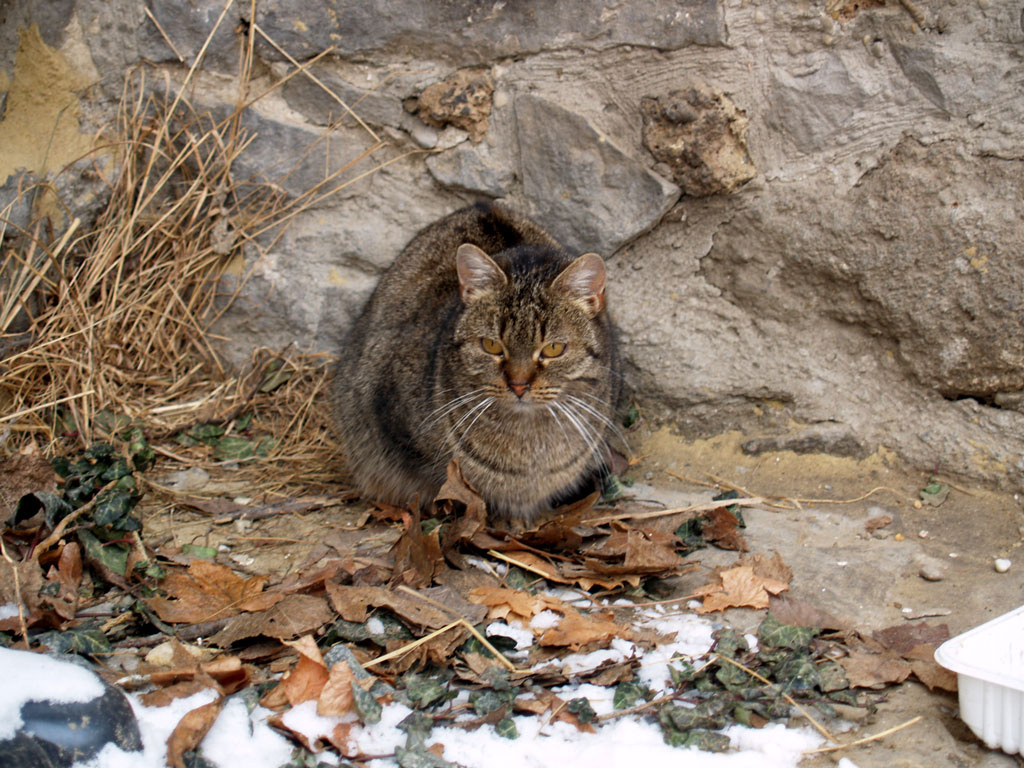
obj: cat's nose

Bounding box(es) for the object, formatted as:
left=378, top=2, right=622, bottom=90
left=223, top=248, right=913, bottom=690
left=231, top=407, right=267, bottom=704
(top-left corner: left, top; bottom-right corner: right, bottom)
left=508, top=380, right=529, bottom=397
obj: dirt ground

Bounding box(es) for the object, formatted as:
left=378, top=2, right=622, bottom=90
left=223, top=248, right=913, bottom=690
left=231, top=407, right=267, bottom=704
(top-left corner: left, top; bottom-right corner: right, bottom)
left=633, top=425, right=1024, bottom=768
left=142, top=422, right=1024, bottom=767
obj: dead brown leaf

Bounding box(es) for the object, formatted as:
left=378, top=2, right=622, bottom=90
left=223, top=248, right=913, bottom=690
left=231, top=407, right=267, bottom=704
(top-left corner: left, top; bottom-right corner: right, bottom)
left=468, top=586, right=565, bottom=624
left=42, top=541, right=82, bottom=620
left=148, top=561, right=267, bottom=624
left=701, top=507, right=749, bottom=551
left=318, top=658, right=357, bottom=717
left=872, top=622, right=950, bottom=656
left=326, top=582, right=487, bottom=629
left=390, top=508, right=445, bottom=589
left=694, top=564, right=790, bottom=614
left=838, top=649, right=913, bottom=689
left=209, top=594, right=334, bottom=647
left=281, top=636, right=329, bottom=706
left=166, top=694, right=225, bottom=768
left=538, top=607, right=633, bottom=650
left=905, top=644, right=958, bottom=692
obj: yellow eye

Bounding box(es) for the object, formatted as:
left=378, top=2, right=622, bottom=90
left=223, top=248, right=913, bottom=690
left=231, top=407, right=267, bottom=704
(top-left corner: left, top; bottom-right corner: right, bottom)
left=540, top=341, right=566, bottom=358
left=480, top=337, right=503, bottom=355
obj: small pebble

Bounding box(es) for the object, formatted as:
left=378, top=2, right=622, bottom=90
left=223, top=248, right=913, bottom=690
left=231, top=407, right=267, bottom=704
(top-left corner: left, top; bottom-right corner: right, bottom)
left=918, top=530, right=929, bottom=538
left=995, top=558, right=1012, bottom=573
left=919, top=563, right=946, bottom=582
left=893, top=533, right=905, bottom=541
left=913, top=500, right=923, bottom=509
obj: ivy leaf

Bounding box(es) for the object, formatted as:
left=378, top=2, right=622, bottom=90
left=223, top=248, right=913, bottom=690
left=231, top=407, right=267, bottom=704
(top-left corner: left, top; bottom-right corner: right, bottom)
left=818, top=660, right=850, bottom=692
left=14, top=491, right=72, bottom=528
left=677, top=730, right=731, bottom=751
left=92, top=491, right=140, bottom=529
left=613, top=680, right=648, bottom=710
left=35, top=628, right=112, bottom=655
left=469, top=688, right=512, bottom=716
left=395, top=747, right=455, bottom=768
left=402, top=671, right=450, bottom=709
left=78, top=529, right=129, bottom=576
left=351, top=681, right=382, bottom=724
left=495, top=717, right=518, bottom=740
left=181, top=544, right=217, bottom=560
left=772, top=654, right=821, bottom=693
left=758, top=614, right=819, bottom=651
left=567, top=697, right=596, bottom=724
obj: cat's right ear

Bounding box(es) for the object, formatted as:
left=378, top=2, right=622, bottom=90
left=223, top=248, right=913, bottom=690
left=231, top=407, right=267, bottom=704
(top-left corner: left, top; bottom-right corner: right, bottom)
left=456, top=244, right=507, bottom=302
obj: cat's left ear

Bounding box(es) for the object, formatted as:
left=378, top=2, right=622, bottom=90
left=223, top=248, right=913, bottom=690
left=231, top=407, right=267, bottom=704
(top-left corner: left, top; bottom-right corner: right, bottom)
left=553, top=253, right=606, bottom=316
left=457, top=244, right=507, bottom=302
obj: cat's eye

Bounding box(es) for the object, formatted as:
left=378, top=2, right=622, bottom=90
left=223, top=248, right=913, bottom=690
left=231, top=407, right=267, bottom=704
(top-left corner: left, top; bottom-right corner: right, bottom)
left=480, top=337, right=503, bottom=355
left=540, top=341, right=566, bottom=359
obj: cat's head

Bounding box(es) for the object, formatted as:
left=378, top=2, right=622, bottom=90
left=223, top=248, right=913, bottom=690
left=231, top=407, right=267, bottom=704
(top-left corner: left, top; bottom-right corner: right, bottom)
left=450, top=243, right=612, bottom=407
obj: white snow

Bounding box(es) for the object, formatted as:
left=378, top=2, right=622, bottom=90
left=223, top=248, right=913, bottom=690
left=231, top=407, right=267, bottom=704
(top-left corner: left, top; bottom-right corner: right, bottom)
left=0, top=601, right=825, bottom=768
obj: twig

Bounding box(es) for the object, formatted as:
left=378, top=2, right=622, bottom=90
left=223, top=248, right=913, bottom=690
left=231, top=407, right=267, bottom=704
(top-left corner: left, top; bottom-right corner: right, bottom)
left=0, top=537, right=30, bottom=649
left=804, top=715, right=923, bottom=754
left=143, top=6, right=186, bottom=63
left=595, top=693, right=674, bottom=722
left=583, top=497, right=766, bottom=525
left=0, top=390, right=96, bottom=425
left=31, top=479, right=119, bottom=562
left=363, top=617, right=519, bottom=673
left=713, top=653, right=834, bottom=742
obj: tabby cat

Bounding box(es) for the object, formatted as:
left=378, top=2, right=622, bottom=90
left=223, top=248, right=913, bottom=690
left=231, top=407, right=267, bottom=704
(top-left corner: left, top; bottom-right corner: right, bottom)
left=333, top=202, right=620, bottom=525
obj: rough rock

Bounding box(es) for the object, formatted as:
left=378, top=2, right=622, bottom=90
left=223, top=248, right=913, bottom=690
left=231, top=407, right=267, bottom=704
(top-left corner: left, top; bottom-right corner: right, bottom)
left=516, top=94, right=680, bottom=256
left=252, top=0, right=725, bottom=64
left=702, top=138, right=1024, bottom=397
left=425, top=140, right=514, bottom=198
left=641, top=86, right=756, bottom=196
left=741, top=424, right=866, bottom=459
left=415, top=69, right=493, bottom=143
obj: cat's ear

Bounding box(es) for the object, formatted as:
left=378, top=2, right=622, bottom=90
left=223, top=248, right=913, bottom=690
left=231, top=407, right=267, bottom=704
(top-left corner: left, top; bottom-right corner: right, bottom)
left=456, top=244, right=507, bottom=302
left=553, top=253, right=606, bottom=316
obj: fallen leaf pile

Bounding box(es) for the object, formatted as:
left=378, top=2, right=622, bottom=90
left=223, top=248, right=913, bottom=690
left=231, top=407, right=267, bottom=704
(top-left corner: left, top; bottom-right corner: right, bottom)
left=1, top=443, right=958, bottom=765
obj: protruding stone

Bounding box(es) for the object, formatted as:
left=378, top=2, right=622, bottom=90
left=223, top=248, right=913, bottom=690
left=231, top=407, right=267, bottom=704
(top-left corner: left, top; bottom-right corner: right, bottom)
left=416, top=69, right=493, bottom=143
left=515, top=94, right=680, bottom=256
left=641, top=86, right=757, bottom=196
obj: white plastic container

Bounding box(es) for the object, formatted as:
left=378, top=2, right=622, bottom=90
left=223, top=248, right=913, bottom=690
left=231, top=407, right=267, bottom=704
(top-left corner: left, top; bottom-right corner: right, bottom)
left=935, top=605, right=1024, bottom=754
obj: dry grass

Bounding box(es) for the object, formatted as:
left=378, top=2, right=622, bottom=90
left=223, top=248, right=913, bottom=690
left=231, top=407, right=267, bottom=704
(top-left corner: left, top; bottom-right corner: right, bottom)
left=0, top=14, right=415, bottom=498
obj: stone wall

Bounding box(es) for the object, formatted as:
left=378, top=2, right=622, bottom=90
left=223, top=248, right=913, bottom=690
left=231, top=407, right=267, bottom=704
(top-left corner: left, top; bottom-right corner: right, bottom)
left=2, top=0, right=1023, bottom=489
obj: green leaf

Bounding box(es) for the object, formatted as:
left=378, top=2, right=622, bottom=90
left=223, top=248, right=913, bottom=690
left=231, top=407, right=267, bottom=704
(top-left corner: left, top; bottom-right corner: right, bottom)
left=351, top=681, right=383, bottom=724
left=35, top=628, right=112, bottom=655
left=395, top=747, right=455, bottom=768
left=495, top=716, right=518, bottom=739
left=235, top=412, right=253, bottom=431
left=13, top=491, right=72, bottom=528
left=94, top=410, right=133, bottom=436
left=402, top=671, right=450, bottom=709
left=398, top=711, right=435, bottom=750
left=714, top=659, right=750, bottom=689
left=128, top=428, right=155, bottom=471
left=622, top=401, right=640, bottom=428
left=84, top=443, right=115, bottom=461
left=661, top=698, right=730, bottom=731
left=78, top=529, right=129, bottom=575
left=92, top=491, right=139, bottom=528
left=677, top=730, right=731, bottom=751
left=818, top=660, right=849, bottom=692
left=212, top=435, right=258, bottom=461
left=469, top=688, right=512, bottom=716
left=772, top=654, right=821, bottom=693
left=181, top=544, right=217, bottom=560
left=758, top=614, right=819, bottom=651
left=259, top=361, right=293, bottom=393
left=920, top=480, right=950, bottom=506
left=613, top=680, right=648, bottom=710
left=712, top=628, right=747, bottom=659
left=566, top=697, right=597, bottom=724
